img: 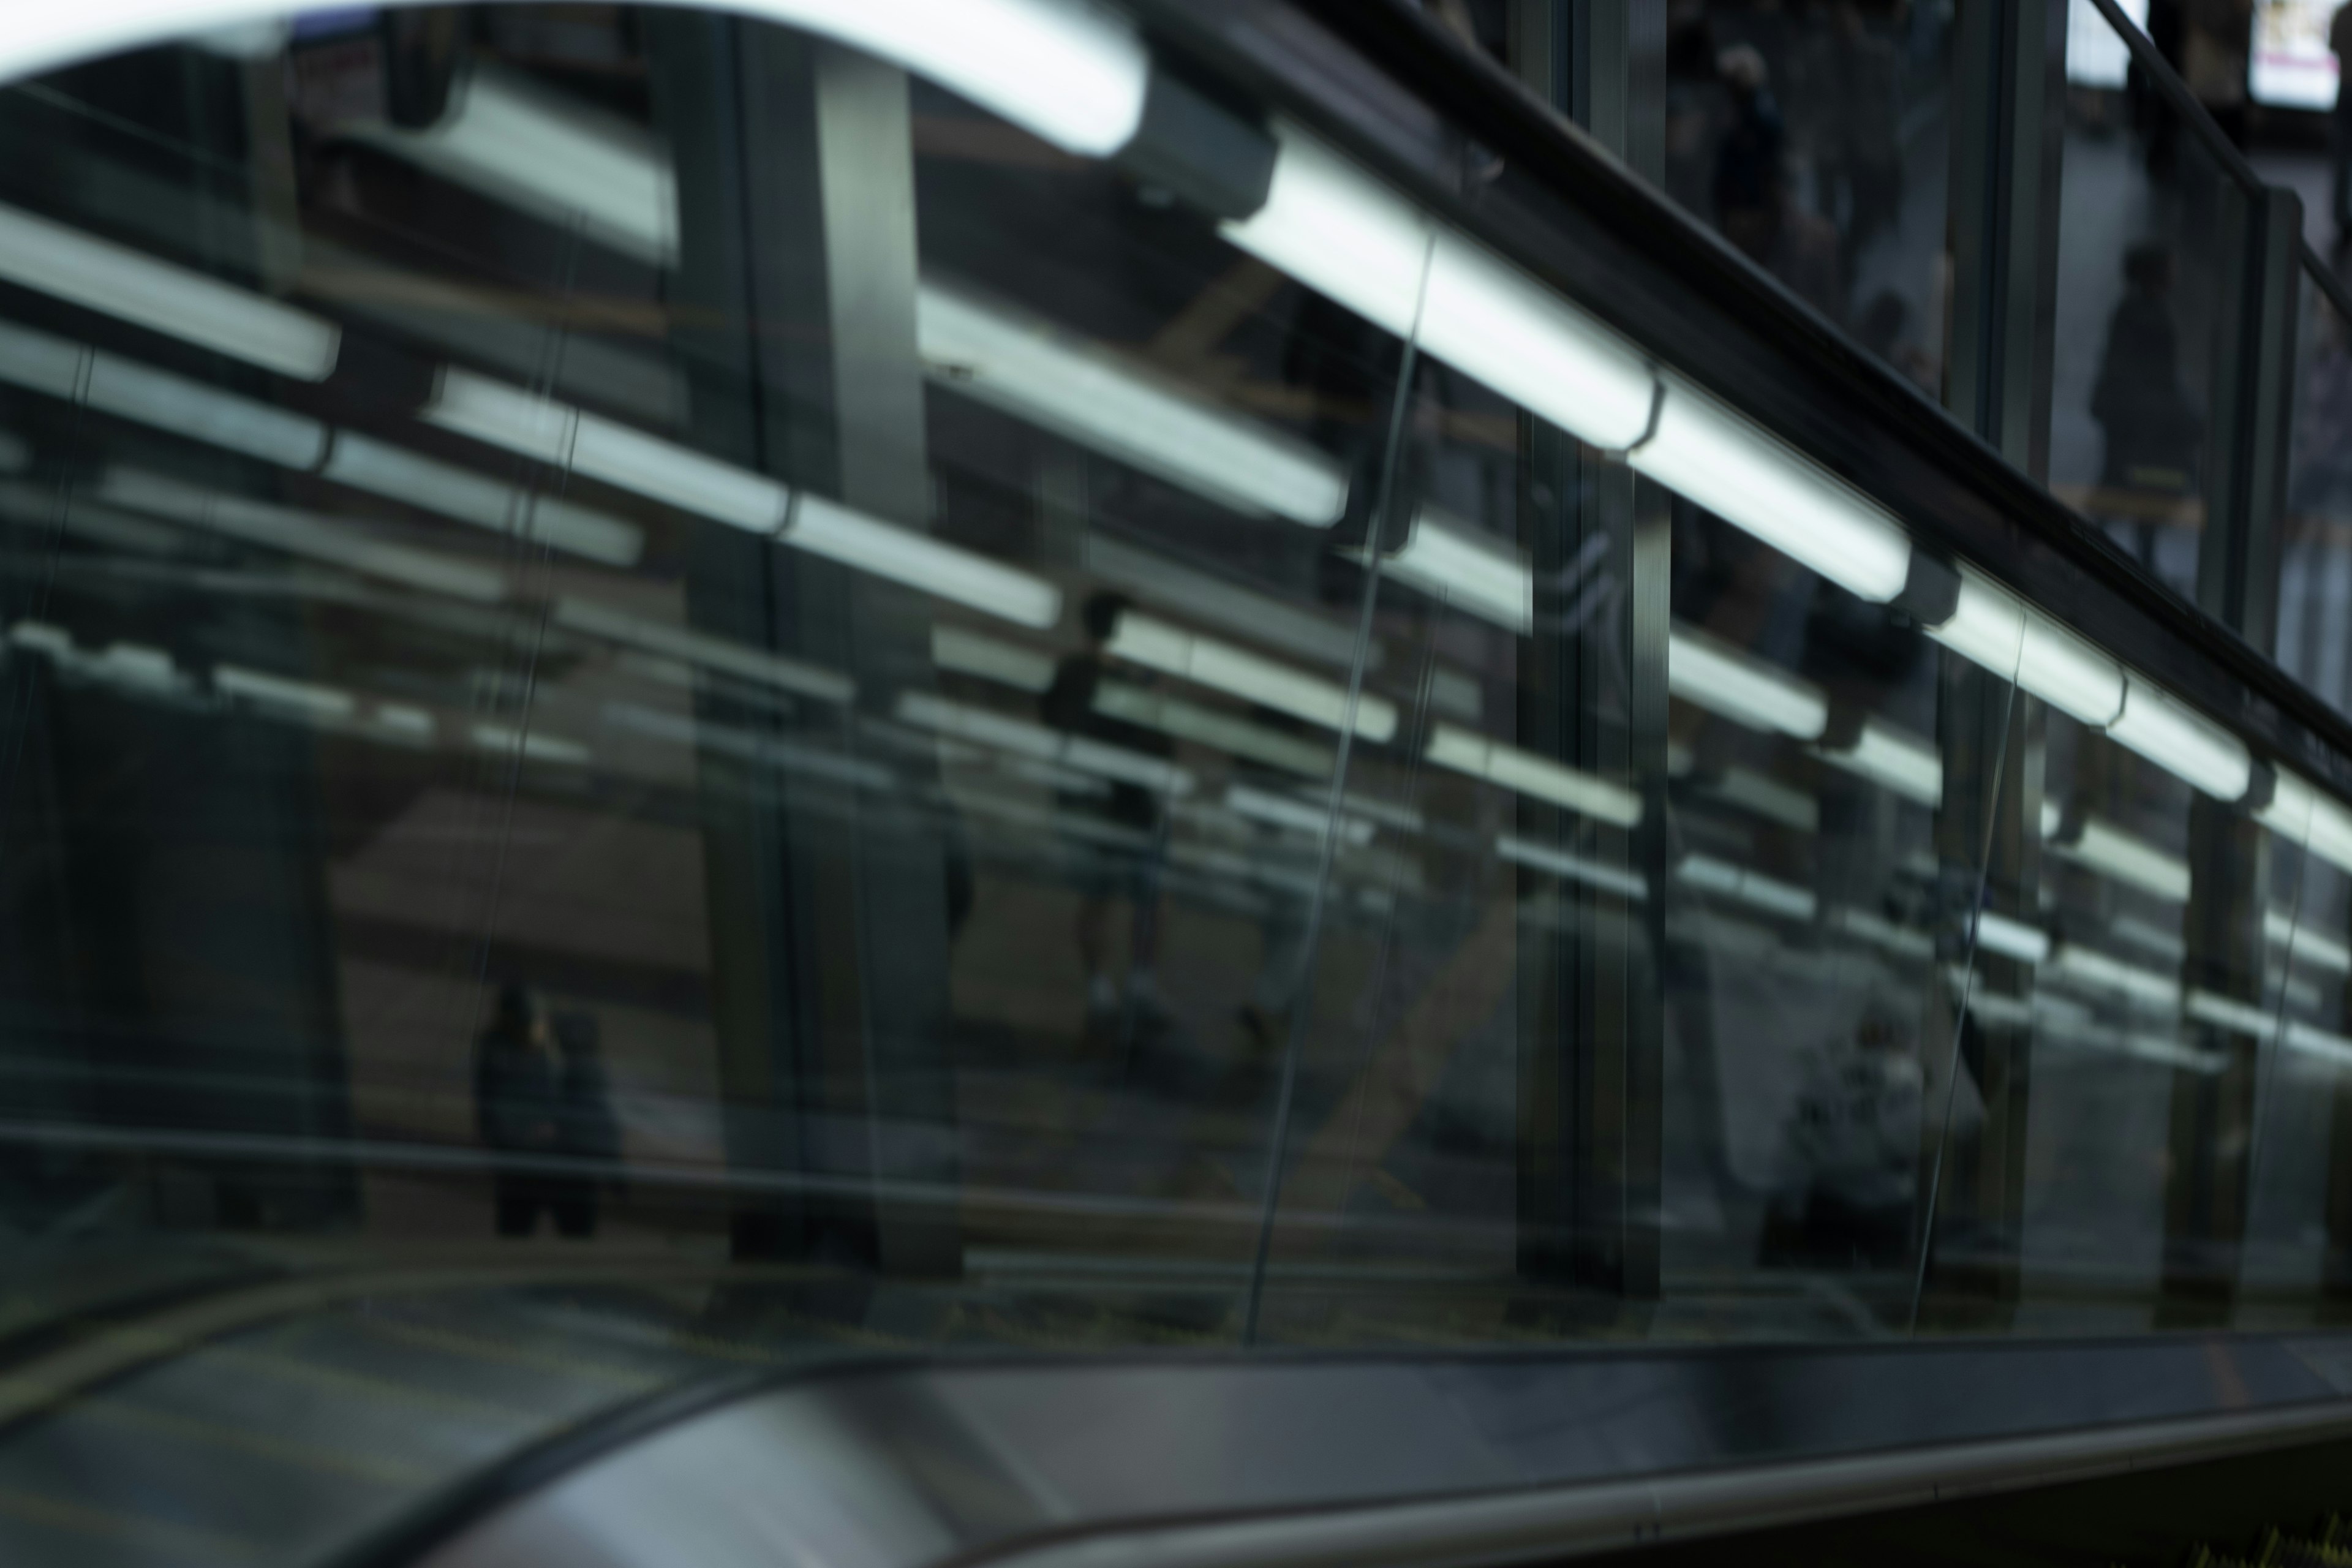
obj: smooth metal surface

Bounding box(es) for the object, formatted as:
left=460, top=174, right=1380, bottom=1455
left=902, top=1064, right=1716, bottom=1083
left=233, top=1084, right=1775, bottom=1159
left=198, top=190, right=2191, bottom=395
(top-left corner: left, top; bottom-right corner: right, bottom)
left=417, top=1336, right=2352, bottom=1568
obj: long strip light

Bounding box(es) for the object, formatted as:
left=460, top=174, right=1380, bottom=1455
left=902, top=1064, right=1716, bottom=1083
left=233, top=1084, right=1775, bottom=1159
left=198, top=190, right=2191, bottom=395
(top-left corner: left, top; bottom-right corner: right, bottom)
left=1676, top=853, right=1816, bottom=921
left=1221, top=121, right=1654, bottom=449
left=918, top=279, right=1347, bottom=528
left=2268, top=908, right=2352, bottom=975
left=0, top=201, right=337, bottom=377
left=1109, top=610, right=1395, bottom=742
left=1666, top=622, right=1827, bottom=739
left=1427, top=723, right=1642, bottom=826
left=102, top=467, right=507, bottom=603
left=1972, top=910, right=2051, bottom=965
left=1630, top=375, right=1913, bottom=602
left=2049, top=942, right=2181, bottom=1011
left=1496, top=834, right=1648, bottom=900
left=785, top=494, right=1061, bottom=630
left=1708, top=766, right=1817, bottom=833
left=1927, top=570, right=2124, bottom=726
left=554, top=597, right=853, bottom=705
left=2106, top=675, right=2252, bottom=802
left=0, top=1, right=1149, bottom=159
left=350, top=69, right=678, bottom=264
left=322, top=433, right=643, bottom=567
left=216, top=664, right=356, bottom=720
left=1382, top=507, right=1532, bottom=632
left=932, top=624, right=1057, bottom=693
left=2255, top=768, right=2352, bottom=874
left=2049, top=814, right=2192, bottom=902
left=897, top=692, right=1191, bottom=795
left=1820, top=717, right=1942, bottom=807
left=1224, top=784, right=1373, bottom=846
left=1095, top=679, right=1333, bottom=778
left=426, top=368, right=788, bottom=533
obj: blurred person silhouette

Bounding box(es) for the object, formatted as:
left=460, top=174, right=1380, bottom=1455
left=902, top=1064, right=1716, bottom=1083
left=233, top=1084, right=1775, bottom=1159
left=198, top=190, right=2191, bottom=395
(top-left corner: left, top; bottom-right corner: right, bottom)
left=2182, top=0, right=2253, bottom=147
left=2333, top=0, right=2352, bottom=241
left=1042, top=592, right=1175, bottom=1041
left=1762, top=992, right=1926, bottom=1268
left=1796, top=1, right=1904, bottom=279
left=1713, top=45, right=1843, bottom=319
left=475, top=984, right=569, bottom=1238
left=551, top=1010, right=621, bottom=1238
left=2293, top=294, right=2352, bottom=520
left=2091, top=243, right=2203, bottom=502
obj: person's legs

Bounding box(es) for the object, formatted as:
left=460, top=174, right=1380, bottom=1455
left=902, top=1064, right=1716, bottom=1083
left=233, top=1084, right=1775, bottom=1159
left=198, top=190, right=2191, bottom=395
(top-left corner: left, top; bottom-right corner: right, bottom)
left=1076, top=885, right=1117, bottom=1017
left=494, top=1171, right=538, bottom=1236
left=552, top=1178, right=598, bottom=1238
left=1123, top=854, right=1167, bottom=1019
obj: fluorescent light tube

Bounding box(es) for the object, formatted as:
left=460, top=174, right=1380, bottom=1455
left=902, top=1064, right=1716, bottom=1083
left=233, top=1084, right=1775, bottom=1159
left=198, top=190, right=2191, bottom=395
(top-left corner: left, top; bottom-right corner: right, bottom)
left=2187, top=989, right=2275, bottom=1040
left=1224, top=783, right=1373, bottom=845
left=1109, top=610, right=1395, bottom=741
left=1094, top=679, right=1333, bottom=778
left=1666, top=621, right=1828, bottom=739
left=101, top=467, right=508, bottom=603
left=0, top=200, right=337, bottom=377
left=2285, top=1020, right=2352, bottom=1068
left=83, top=352, right=328, bottom=467
left=785, top=494, right=1061, bottom=630
left=1416, top=230, right=1657, bottom=450
left=555, top=597, right=852, bottom=704
left=1675, top=853, right=1816, bottom=921
left=2052, top=815, right=2192, bottom=902
left=2106, top=676, right=2251, bottom=801
left=1220, top=122, right=1431, bottom=337
left=2268, top=908, right=2352, bottom=974
left=2112, top=913, right=2187, bottom=963
left=919, top=279, right=1347, bottom=527
left=350, top=68, right=677, bottom=264
left=1632, top=375, right=1912, bottom=602
left=1709, top=766, right=1817, bottom=832
left=932, top=624, right=1056, bottom=693
left=322, top=434, right=643, bottom=567
left=1925, top=570, right=2125, bottom=725
left=1223, top=123, right=1654, bottom=452
left=2254, top=769, right=2352, bottom=875
left=472, top=722, right=590, bottom=766
left=1820, top=717, right=1942, bottom=807
left=1496, top=833, right=1648, bottom=900
left=216, top=664, right=356, bottom=719
left=1972, top=910, right=2050, bottom=964
left=897, top=692, right=1189, bottom=794
left=754, top=0, right=1148, bottom=157
left=2049, top=943, right=2181, bottom=1010
left=426, top=369, right=788, bottom=533
left=1428, top=723, right=1642, bottom=825
left=1087, top=534, right=1369, bottom=673
left=1384, top=507, right=1532, bottom=632
left=1834, top=905, right=1935, bottom=960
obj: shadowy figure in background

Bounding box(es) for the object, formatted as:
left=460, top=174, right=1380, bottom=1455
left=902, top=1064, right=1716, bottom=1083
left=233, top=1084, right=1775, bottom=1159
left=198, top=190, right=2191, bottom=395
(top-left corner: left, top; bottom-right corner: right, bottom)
left=1714, top=45, right=1843, bottom=320
left=2090, top=243, right=2202, bottom=503
left=1761, top=994, right=1927, bottom=1269
left=2334, top=0, right=2352, bottom=243
left=552, top=1010, right=621, bottom=1238
left=1042, top=592, right=1175, bottom=1041
left=1799, top=1, right=1904, bottom=281
left=475, top=984, right=567, bottom=1237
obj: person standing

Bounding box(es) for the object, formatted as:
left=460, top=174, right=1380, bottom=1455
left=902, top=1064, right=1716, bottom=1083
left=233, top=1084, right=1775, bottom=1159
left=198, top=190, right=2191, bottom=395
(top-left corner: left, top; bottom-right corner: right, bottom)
left=474, top=984, right=565, bottom=1237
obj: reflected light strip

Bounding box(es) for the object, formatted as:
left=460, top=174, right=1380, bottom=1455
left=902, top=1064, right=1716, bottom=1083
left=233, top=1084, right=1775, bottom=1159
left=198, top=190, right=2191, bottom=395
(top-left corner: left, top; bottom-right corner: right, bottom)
left=1383, top=507, right=1532, bottom=631
left=1427, top=723, right=1642, bottom=826
left=1820, top=717, right=1942, bottom=807
left=2255, top=768, right=2352, bottom=875
left=2267, top=908, right=2352, bottom=975
left=1630, top=376, right=1913, bottom=602
left=1225, top=784, right=1373, bottom=846
left=554, top=597, right=853, bottom=704
left=1666, top=622, right=1827, bottom=739
left=2186, top=989, right=2276, bottom=1041
left=1709, top=766, right=1816, bottom=832
left=2051, top=815, right=2192, bottom=903
left=101, top=467, right=509, bottom=603
left=1220, top=122, right=1654, bottom=449
left=786, top=494, right=1061, bottom=630
left=472, top=722, right=590, bottom=766
left=1109, top=611, right=1396, bottom=741
left=918, top=280, right=1347, bottom=527
left=350, top=69, right=677, bottom=263
left=1834, top=905, right=1935, bottom=960
left=0, top=0, right=1149, bottom=159
left=1675, top=853, right=1816, bottom=921
left=426, top=368, right=788, bottom=533
left=897, top=692, right=1191, bottom=795
left=932, top=624, right=1056, bottom=693
left=1496, top=834, right=1647, bottom=900
left=2106, top=676, right=2252, bottom=802
left=215, top=664, right=355, bottom=719
left=321, top=434, right=644, bottom=567
left=2285, top=1020, right=2352, bottom=1069
left=1972, top=910, right=2050, bottom=965
left=1095, top=679, right=1333, bottom=778
left=0, top=201, right=337, bottom=377
left=2049, top=943, right=2182, bottom=1010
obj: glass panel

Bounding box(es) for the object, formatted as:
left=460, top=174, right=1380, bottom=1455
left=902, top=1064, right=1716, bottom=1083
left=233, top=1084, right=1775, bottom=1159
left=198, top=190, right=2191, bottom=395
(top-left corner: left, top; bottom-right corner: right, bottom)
left=1664, top=0, right=1958, bottom=386
left=2048, top=7, right=2251, bottom=600
left=2275, top=266, right=2352, bottom=715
